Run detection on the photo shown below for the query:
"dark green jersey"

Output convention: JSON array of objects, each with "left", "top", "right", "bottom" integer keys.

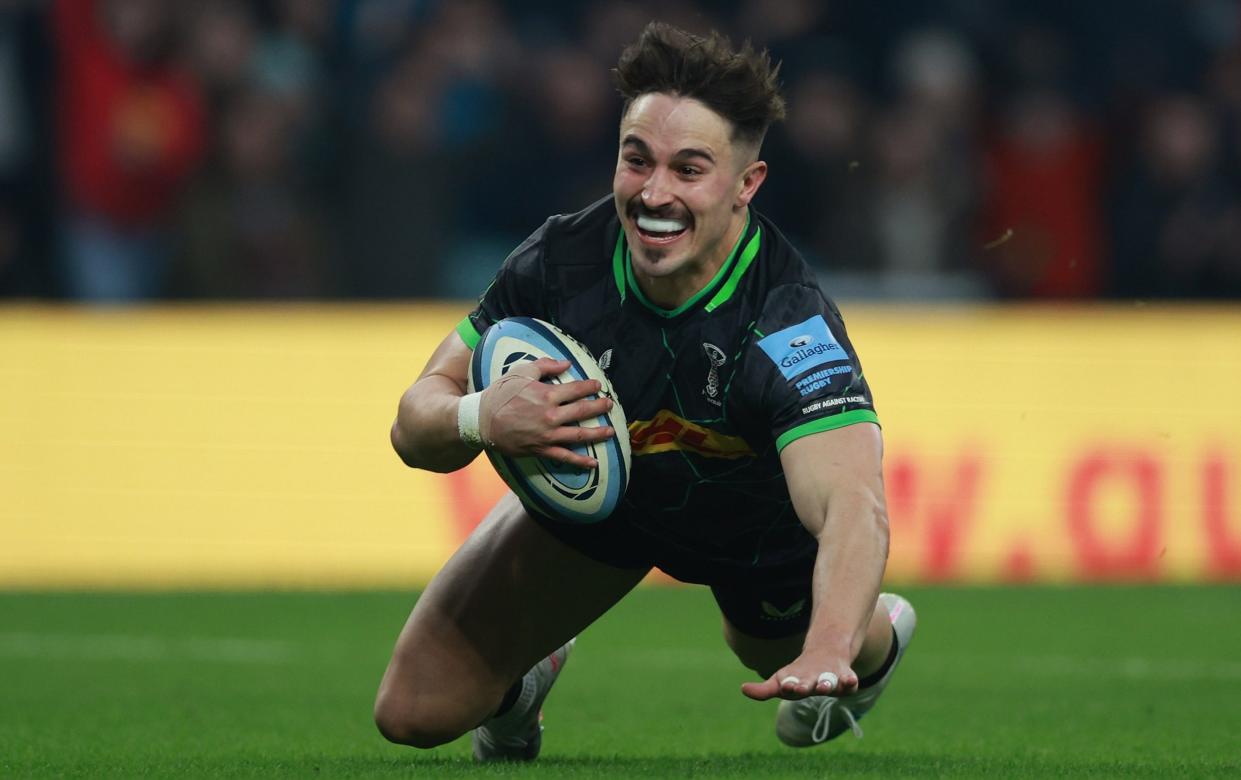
[{"left": 459, "top": 196, "right": 878, "bottom": 579}]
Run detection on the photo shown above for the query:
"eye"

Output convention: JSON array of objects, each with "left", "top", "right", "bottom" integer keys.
[
  {"left": 626, "top": 156, "right": 647, "bottom": 169},
  {"left": 679, "top": 165, "right": 702, "bottom": 177}
]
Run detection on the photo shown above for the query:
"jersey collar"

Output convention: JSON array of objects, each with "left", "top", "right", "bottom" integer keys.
[{"left": 612, "top": 211, "right": 762, "bottom": 318}]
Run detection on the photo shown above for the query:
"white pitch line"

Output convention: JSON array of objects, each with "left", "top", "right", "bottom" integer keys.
[{"left": 0, "top": 632, "right": 295, "bottom": 664}]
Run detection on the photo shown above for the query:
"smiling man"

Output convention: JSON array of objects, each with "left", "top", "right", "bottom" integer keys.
[
  {"left": 376, "top": 22, "right": 916, "bottom": 760},
  {"left": 615, "top": 92, "right": 761, "bottom": 307}
]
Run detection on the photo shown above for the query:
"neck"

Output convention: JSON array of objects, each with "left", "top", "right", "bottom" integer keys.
[{"left": 635, "top": 208, "right": 749, "bottom": 310}]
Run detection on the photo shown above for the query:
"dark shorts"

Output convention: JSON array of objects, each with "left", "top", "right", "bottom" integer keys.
[
  {"left": 529, "top": 509, "right": 815, "bottom": 640},
  {"left": 707, "top": 563, "right": 814, "bottom": 639}
]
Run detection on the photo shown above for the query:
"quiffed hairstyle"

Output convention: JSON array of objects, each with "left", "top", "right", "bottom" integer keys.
[{"left": 613, "top": 22, "right": 786, "bottom": 149}]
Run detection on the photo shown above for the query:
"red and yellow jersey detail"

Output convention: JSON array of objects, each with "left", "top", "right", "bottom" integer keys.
[{"left": 628, "top": 410, "right": 755, "bottom": 460}]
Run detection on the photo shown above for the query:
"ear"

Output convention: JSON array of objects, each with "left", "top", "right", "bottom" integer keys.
[{"left": 735, "top": 160, "right": 768, "bottom": 208}]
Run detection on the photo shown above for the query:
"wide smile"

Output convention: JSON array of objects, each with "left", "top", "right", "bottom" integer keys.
[{"left": 634, "top": 213, "right": 691, "bottom": 246}]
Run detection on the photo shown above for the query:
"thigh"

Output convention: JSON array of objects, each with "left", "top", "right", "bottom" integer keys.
[
  {"left": 378, "top": 493, "right": 649, "bottom": 723},
  {"left": 711, "top": 562, "right": 814, "bottom": 641},
  {"left": 712, "top": 562, "right": 813, "bottom": 678}
]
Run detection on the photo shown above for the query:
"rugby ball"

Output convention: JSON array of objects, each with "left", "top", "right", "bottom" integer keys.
[{"left": 467, "top": 317, "right": 630, "bottom": 524}]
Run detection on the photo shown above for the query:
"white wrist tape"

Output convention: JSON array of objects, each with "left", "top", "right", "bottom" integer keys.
[{"left": 457, "top": 391, "right": 485, "bottom": 450}]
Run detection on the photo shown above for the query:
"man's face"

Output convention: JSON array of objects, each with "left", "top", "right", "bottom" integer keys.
[{"left": 613, "top": 93, "right": 762, "bottom": 291}]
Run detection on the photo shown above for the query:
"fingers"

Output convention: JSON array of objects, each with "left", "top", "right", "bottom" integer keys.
[
  {"left": 814, "top": 672, "right": 838, "bottom": 695},
  {"left": 530, "top": 357, "right": 571, "bottom": 378},
  {"left": 490, "top": 373, "right": 601, "bottom": 411},
  {"left": 741, "top": 665, "right": 859, "bottom": 702},
  {"left": 539, "top": 424, "right": 616, "bottom": 466},
  {"left": 792, "top": 670, "right": 856, "bottom": 698},
  {"left": 547, "top": 377, "right": 606, "bottom": 405},
  {"left": 537, "top": 444, "right": 600, "bottom": 470},
  {"left": 824, "top": 671, "right": 859, "bottom": 697},
  {"left": 554, "top": 424, "right": 616, "bottom": 445},
  {"left": 552, "top": 396, "right": 614, "bottom": 425},
  {"left": 501, "top": 358, "right": 562, "bottom": 382},
  {"left": 812, "top": 672, "right": 844, "bottom": 697},
  {"left": 505, "top": 359, "right": 607, "bottom": 408},
  {"left": 519, "top": 360, "right": 600, "bottom": 400},
  {"left": 740, "top": 678, "right": 780, "bottom": 701},
  {"left": 780, "top": 675, "right": 813, "bottom": 698}
]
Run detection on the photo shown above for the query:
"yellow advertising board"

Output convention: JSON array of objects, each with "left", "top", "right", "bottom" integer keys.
[
  {"left": 1, "top": 304, "right": 1238, "bottom": 588},
  {"left": 846, "top": 306, "right": 1241, "bottom": 583}
]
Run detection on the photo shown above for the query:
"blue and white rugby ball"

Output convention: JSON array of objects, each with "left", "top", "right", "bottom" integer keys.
[{"left": 467, "top": 317, "right": 630, "bottom": 524}]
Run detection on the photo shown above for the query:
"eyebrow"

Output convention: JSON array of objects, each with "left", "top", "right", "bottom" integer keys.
[{"left": 621, "top": 135, "right": 716, "bottom": 164}]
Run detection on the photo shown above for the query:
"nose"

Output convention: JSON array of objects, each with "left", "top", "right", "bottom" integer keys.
[{"left": 641, "top": 167, "right": 674, "bottom": 209}]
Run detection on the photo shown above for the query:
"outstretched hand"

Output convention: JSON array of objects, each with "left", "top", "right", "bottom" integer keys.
[
  {"left": 740, "top": 652, "right": 859, "bottom": 701},
  {"left": 478, "top": 357, "right": 616, "bottom": 469}
]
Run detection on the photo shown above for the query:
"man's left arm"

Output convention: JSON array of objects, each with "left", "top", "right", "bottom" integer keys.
[{"left": 740, "top": 422, "right": 889, "bottom": 700}]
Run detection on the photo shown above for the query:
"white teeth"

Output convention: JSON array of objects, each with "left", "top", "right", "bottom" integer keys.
[{"left": 637, "top": 215, "right": 687, "bottom": 234}]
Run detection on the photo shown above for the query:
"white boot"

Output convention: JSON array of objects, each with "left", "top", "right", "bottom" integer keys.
[
  {"left": 472, "top": 638, "right": 576, "bottom": 761},
  {"left": 776, "top": 594, "right": 916, "bottom": 746}
]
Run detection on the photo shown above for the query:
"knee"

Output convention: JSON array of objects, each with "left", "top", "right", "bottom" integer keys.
[
  {"left": 722, "top": 620, "right": 802, "bottom": 679},
  {"left": 729, "top": 643, "right": 778, "bottom": 678},
  {"left": 373, "top": 688, "right": 476, "bottom": 749}
]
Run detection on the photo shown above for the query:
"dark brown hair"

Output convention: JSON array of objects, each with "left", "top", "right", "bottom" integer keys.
[{"left": 612, "top": 22, "right": 786, "bottom": 149}]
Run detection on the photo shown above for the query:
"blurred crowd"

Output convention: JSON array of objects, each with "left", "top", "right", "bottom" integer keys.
[{"left": 2, "top": 0, "right": 1241, "bottom": 302}]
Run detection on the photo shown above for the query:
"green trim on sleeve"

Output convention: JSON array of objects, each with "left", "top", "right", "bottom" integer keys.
[
  {"left": 775, "top": 409, "right": 880, "bottom": 453},
  {"left": 455, "top": 316, "right": 481, "bottom": 350}
]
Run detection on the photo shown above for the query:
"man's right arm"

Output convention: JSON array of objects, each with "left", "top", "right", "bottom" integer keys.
[
  {"left": 391, "top": 330, "right": 616, "bottom": 473},
  {"left": 390, "top": 331, "right": 481, "bottom": 473}
]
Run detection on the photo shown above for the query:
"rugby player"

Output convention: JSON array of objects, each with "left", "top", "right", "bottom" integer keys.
[{"left": 375, "top": 22, "right": 916, "bottom": 759}]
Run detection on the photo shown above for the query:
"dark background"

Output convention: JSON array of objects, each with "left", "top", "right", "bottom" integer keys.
[{"left": 2, "top": 0, "right": 1239, "bottom": 302}]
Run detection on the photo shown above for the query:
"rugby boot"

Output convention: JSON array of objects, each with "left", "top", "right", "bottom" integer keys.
[
  {"left": 776, "top": 593, "right": 916, "bottom": 746},
  {"left": 472, "top": 638, "right": 575, "bottom": 761}
]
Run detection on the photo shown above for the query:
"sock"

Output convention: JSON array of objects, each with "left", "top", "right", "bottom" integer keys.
[
  {"left": 493, "top": 678, "right": 524, "bottom": 719},
  {"left": 857, "top": 626, "right": 899, "bottom": 689}
]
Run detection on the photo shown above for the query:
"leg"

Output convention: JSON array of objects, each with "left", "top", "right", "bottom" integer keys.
[
  {"left": 722, "top": 620, "right": 803, "bottom": 679},
  {"left": 774, "top": 593, "right": 918, "bottom": 746},
  {"left": 722, "top": 601, "right": 891, "bottom": 678},
  {"left": 374, "top": 493, "right": 649, "bottom": 748},
  {"left": 850, "top": 601, "right": 897, "bottom": 679},
  {"left": 716, "top": 576, "right": 893, "bottom": 679}
]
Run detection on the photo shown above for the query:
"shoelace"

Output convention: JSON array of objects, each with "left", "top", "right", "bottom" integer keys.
[{"left": 810, "top": 698, "right": 864, "bottom": 743}]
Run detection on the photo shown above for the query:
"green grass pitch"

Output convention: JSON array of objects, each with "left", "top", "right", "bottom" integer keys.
[{"left": 1, "top": 585, "right": 1238, "bottom": 778}]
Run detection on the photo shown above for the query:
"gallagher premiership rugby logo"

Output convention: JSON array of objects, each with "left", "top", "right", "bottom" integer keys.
[{"left": 757, "top": 315, "right": 848, "bottom": 382}]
